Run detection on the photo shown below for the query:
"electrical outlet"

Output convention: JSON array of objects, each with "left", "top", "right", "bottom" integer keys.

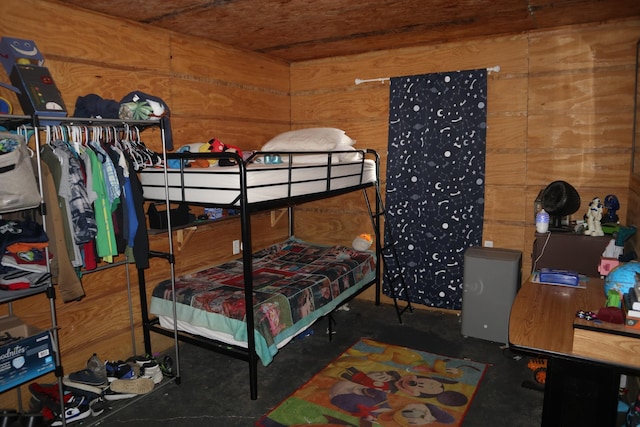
[
  {"left": 232, "top": 240, "right": 241, "bottom": 255},
  {"left": 484, "top": 240, "right": 493, "bottom": 247}
]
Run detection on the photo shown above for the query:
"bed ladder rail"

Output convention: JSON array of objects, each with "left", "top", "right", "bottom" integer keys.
[{"left": 364, "top": 185, "right": 413, "bottom": 323}]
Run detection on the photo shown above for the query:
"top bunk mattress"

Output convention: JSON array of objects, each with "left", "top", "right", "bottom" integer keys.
[{"left": 139, "top": 158, "right": 377, "bottom": 205}]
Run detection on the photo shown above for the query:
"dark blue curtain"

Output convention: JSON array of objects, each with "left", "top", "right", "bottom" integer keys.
[{"left": 385, "top": 69, "right": 487, "bottom": 309}]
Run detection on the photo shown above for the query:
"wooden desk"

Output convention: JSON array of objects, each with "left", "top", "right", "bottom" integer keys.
[{"left": 509, "top": 277, "right": 640, "bottom": 426}]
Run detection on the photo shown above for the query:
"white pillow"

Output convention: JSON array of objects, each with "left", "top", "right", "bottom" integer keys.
[
  {"left": 261, "top": 128, "right": 355, "bottom": 152},
  {"left": 336, "top": 145, "right": 363, "bottom": 163}
]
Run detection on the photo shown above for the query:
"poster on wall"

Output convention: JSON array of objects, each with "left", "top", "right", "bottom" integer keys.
[{"left": 385, "top": 69, "right": 487, "bottom": 309}]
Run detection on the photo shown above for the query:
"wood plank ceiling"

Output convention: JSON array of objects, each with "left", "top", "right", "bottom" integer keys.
[{"left": 53, "top": 0, "right": 640, "bottom": 62}]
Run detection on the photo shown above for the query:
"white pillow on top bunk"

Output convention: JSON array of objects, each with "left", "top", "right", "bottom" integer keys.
[{"left": 261, "top": 128, "right": 355, "bottom": 152}]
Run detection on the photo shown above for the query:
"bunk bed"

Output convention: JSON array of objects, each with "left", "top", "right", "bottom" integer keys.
[{"left": 137, "top": 135, "right": 386, "bottom": 399}]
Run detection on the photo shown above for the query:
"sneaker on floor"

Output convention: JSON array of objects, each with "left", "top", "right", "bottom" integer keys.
[
  {"left": 102, "top": 386, "right": 136, "bottom": 401},
  {"left": 140, "top": 361, "right": 163, "bottom": 384},
  {"left": 105, "top": 361, "right": 135, "bottom": 382},
  {"left": 127, "top": 353, "right": 156, "bottom": 367},
  {"left": 89, "top": 396, "right": 110, "bottom": 416},
  {"left": 110, "top": 377, "right": 154, "bottom": 395},
  {"left": 49, "top": 396, "right": 91, "bottom": 426},
  {"left": 62, "top": 376, "right": 105, "bottom": 398},
  {"left": 28, "top": 382, "right": 73, "bottom": 410},
  {"left": 68, "top": 368, "right": 107, "bottom": 387},
  {"left": 159, "top": 354, "right": 174, "bottom": 376}
]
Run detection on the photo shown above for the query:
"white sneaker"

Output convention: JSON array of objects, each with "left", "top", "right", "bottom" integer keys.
[{"left": 140, "top": 362, "right": 163, "bottom": 384}]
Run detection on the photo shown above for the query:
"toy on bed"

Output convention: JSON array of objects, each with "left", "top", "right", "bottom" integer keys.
[
  {"left": 167, "top": 143, "right": 209, "bottom": 169},
  {"left": 352, "top": 233, "right": 373, "bottom": 251},
  {"left": 202, "top": 138, "right": 243, "bottom": 166}
]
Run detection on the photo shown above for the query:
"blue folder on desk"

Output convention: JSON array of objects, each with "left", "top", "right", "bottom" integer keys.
[{"left": 531, "top": 269, "right": 585, "bottom": 288}]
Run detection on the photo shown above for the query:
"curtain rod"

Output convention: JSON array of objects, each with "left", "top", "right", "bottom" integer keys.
[{"left": 354, "top": 65, "right": 501, "bottom": 85}]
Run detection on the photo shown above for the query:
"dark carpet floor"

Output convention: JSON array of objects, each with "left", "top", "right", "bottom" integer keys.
[{"left": 77, "top": 298, "right": 548, "bottom": 426}]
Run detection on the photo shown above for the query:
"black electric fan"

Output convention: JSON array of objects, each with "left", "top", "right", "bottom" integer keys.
[{"left": 541, "top": 180, "right": 581, "bottom": 232}]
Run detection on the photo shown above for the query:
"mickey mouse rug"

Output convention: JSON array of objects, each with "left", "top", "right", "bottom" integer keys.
[{"left": 256, "top": 338, "right": 487, "bottom": 426}]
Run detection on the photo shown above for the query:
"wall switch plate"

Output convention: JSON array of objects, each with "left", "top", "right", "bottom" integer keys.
[
  {"left": 232, "top": 240, "right": 241, "bottom": 255},
  {"left": 484, "top": 240, "right": 494, "bottom": 247}
]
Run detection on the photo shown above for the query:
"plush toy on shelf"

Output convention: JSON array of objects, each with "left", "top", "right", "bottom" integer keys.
[
  {"left": 352, "top": 233, "right": 373, "bottom": 251},
  {"left": 584, "top": 197, "right": 604, "bottom": 236}
]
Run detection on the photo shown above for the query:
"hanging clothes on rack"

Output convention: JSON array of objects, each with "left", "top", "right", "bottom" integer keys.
[
  {"left": 38, "top": 123, "right": 153, "bottom": 273},
  {"left": 40, "top": 139, "right": 84, "bottom": 268}
]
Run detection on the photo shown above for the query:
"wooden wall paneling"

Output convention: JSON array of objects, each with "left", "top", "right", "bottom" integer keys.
[
  {"left": 526, "top": 151, "right": 631, "bottom": 188},
  {"left": 170, "top": 117, "right": 290, "bottom": 152},
  {"left": 528, "top": 20, "right": 640, "bottom": 73},
  {"left": 484, "top": 150, "right": 528, "bottom": 185},
  {"left": 290, "top": 34, "right": 529, "bottom": 92},
  {"left": 481, "top": 222, "right": 527, "bottom": 252},
  {"left": 170, "top": 34, "right": 290, "bottom": 93},
  {"left": 528, "top": 71, "right": 636, "bottom": 114},
  {"left": 291, "top": 86, "right": 390, "bottom": 122},
  {"left": 528, "top": 112, "right": 634, "bottom": 150},
  {"left": 486, "top": 77, "right": 529, "bottom": 113},
  {"left": 483, "top": 186, "right": 528, "bottom": 224},
  {"left": 1, "top": 0, "right": 172, "bottom": 72},
  {"left": 486, "top": 115, "right": 528, "bottom": 150},
  {"left": 170, "top": 78, "right": 290, "bottom": 122}
]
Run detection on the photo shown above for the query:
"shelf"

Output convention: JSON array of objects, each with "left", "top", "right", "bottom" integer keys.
[
  {"left": 0, "top": 114, "right": 30, "bottom": 129},
  {"left": 0, "top": 286, "right": 50, "bottom": 305},
  {"left": 147, "top": 214, "right": 239, "bottom": 235}
]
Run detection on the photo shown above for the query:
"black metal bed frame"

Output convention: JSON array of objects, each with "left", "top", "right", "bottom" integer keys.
[{"left": 136, "top": 148, "right": 401, "bottom": 399}]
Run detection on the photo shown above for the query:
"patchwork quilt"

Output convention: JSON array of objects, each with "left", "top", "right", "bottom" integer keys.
[{"left": 150, "top": 238, "right": 376, "bottom": 365}]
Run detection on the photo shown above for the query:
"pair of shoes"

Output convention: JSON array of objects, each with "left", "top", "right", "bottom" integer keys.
[
  {"left": 139, "top": 361, "right": 163, "bottom": 384},
  {"left": 105, "top": 360, "right": 135, "bottom": 382}
]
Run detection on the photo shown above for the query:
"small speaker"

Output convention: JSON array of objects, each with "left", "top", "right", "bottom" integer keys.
[{"left": 461, "top": 246, "right": 522, "bottom": 344}]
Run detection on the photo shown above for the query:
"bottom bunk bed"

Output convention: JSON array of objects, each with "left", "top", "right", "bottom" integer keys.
[{"left": 138, "top": 237, "right": 380, "bottom": 399}]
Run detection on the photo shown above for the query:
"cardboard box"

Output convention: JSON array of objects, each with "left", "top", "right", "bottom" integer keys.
[
  {"left": 9, "top": 64, "right": 67, "bottom": 119},
  {"left": 0, "top": 37, "right": 45, "bottom": 75},
  {"left": 0, "top": 316, "right": 56, "bottom": 393}
]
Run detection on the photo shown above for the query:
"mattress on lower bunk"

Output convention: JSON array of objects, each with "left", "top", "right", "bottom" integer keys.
[
  {"left": 149, "top": 238, "right": 376, "bottom": 366},
  {"left": 139, "top": 159, "right": 376, "bottom": 205}
]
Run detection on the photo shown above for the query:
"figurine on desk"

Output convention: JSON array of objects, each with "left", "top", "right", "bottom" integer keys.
[{"left": 584, "top": 197, "right": 605, "bottom": 237}]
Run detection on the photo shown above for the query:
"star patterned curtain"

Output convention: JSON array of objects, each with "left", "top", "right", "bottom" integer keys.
[{"left": 384, "top": 69, "right": 487, "bottom": 309}]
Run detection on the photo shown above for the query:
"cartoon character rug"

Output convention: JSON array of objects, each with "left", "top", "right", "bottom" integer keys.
[{"left": 256, "top": 338, "right": 487, "bottom": 427}]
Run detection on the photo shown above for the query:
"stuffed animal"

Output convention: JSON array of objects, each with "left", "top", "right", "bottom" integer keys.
[
  {"left": 205, "top": 138, "right": 243, "bottom": 166},
  {"left": 584, "top": 197, "right": 604, "bottom": 236},
  {"left": 352, "top": 233, "right": 373, "bottom": 251}
]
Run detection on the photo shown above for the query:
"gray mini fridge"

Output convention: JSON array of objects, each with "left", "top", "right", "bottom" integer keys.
[{"left": 461, "top": 246, "right": 522, "bottom": 344}]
